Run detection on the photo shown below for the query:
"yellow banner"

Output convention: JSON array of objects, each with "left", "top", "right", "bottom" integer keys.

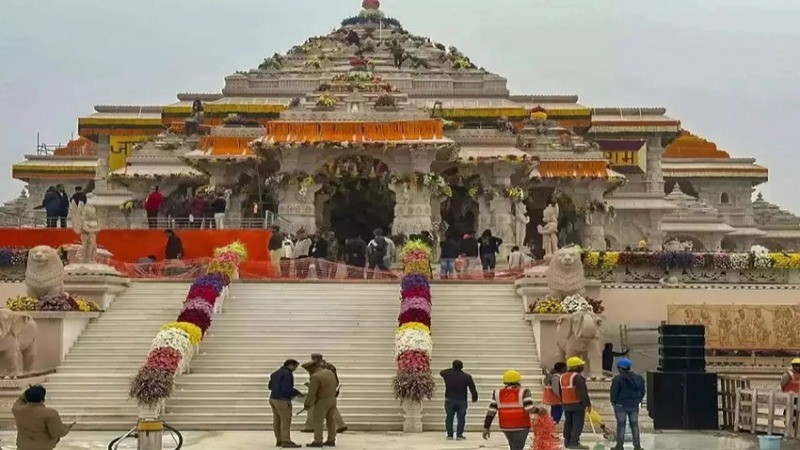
[
  {"left": 109, "top": 135, "right": 149, "bottom": 172},
  {"left": 667, "top": 304, "right": 800, "bottom": 350}
]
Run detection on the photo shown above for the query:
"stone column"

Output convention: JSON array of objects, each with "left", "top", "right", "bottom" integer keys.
[
  {"left": 277, "top": 182, "right": 321, "bottom": 234},
  {"left": 583, "top": 211, "right": 607, "bottom": 250},
  {"left": 647, "top": 137, "right": 665, "bottom": 194},
  {"left": 390, "top": 183, "right": 432, "bottom": 236},
  {"left": 646, "top": 210, "right": 665, "bottom": 251},
  {"left": 489, "top": 196, "right": 515, "bottom": 257}
]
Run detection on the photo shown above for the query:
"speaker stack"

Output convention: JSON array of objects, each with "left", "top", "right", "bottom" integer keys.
[{"left": 647, "top": 324, "right": 719, "bottom": 430}]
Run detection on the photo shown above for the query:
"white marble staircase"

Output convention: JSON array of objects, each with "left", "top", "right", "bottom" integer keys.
[
  {"left": 42, "top": 282, "right": 189, "bottom": 430},
  {"left": 164, "top": 282, "right": 541, "bottom": 432}
]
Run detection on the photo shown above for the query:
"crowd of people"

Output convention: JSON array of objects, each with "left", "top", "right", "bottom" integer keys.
[
  {"left": 34, "top": 185, "right": 87, "bottom": 228},
  {"left": 440, "top": 356, "right": 645, "bottom": 450},
  {"left": 144, "top": 186, "right": 228, "bottom": 230}
]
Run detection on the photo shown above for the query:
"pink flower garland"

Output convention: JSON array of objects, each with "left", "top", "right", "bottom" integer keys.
[{"left": 144, "top": 347, "right": 182, "bottom": 372}]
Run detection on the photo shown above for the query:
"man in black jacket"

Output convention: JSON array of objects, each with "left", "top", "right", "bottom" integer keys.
[
  {"left": 269, "top": 359, "right": 303, "bottom": 448},
  {"left": 164, "top": 229, "right": 184, "bottom": 260},
  {"left": 440, "top": 360, "right": 478, "bottom": 440},
  {"left": 70, "top": 186, "right": 87, "bottom": 206},
  {"left": 55, "top": 184, "right": 69, "bottom": 228}
]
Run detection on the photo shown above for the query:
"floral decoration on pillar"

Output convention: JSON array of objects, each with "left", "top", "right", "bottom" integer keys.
[{"left": 393, "top": 240, "right": 435, "bottom": 432}]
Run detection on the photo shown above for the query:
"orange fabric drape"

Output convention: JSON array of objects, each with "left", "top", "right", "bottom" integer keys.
[
  {"left": 0, "top": 229, "right": 272, "bottom": 263},
  {"left": 538, "top": 160, "right": 609, "bottom": 178},
  {"left": 198, "top": 136, "right": 255, "bottom": 156},
  {"left": 267, "top": 120, "right": 444, "bottom": 143}
]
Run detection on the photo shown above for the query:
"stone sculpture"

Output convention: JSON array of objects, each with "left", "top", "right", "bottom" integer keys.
[
  {"left": 25, "top": 245, "right": 65, "bottom": 299},
  {"left": 537, "top": 202, "right": 559, "bottom": 259},
  {"left": 513, "top": 201, "right": 530, "bottom": 250},
  {"left": 545, "top": 245, "right": 586, "bottom": 299},
  {"left": 555, "top": 310, "right": 602, "bottom": 377},
  {"left": 71, "top": 203, "right": 101, "bottom": 264},
  {"left": 663, "top": 238, "right": 692, "bottom": 252},
  {"left": 0, "top": 309, "right": 38, "bottom": 378}
]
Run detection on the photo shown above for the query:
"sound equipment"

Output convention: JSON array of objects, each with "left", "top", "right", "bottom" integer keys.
[
  {"left": 647, "top": 371, "right": 719, "bottom": 430},
  {"left": 658, "top": 324, "right": 706, "bottom": 372}
]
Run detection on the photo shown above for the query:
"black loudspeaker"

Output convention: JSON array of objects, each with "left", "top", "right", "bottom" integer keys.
[
  {"left": 647, "top": 371, "right": 719, "bottom": 430},
  {"left": 658, "top": 324, "right": 706, "bottom": 372}
]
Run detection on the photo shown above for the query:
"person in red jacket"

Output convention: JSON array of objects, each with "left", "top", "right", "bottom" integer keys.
[{"left": 144, "top": 185, "right": 164, "bottom": 229}]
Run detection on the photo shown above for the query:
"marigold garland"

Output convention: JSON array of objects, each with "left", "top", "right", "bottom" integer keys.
[{"left": 162, "top": 321, "right": 203, "bottom": 345}]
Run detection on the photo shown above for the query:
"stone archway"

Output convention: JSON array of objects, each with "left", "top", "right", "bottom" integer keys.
[
  {"left": 315, "top": 155, "right": 396, "bottom": 244},
  {"left": 440, "top": 168, "right": 479, "bottom": 239}
]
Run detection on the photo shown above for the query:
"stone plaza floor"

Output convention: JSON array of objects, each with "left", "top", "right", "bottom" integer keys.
[{"left": 1, "top": 430, "right": 799, "bottom": 450}]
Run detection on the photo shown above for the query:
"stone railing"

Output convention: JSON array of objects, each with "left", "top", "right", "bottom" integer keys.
[{"left": 584, "top": 265, "right": 800, "bottom": 285}]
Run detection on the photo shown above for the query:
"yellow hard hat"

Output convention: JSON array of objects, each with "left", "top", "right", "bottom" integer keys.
[
  {"left": 502, "top": 370, "right": 522, "bottom": 384},
  {"left": 791, "top": 358, "right": 800, "bottom": 365},
  {"left": 566, "top": 356, "right": 586, "bottom": 369}
]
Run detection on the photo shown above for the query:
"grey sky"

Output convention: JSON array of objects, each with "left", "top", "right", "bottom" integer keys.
[{"left": 1, "top": 0, "right": 799, "bottom": 210}]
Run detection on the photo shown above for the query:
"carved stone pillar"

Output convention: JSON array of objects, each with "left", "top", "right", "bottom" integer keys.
[
  {"left": 582, "top": 212, "right": 607, "bottom": 250},
  {"left": 389, "top": 183, "right": 432, "bottom": 236},
  {"left": 477, "top": 196, "right": 492, "bottom": 235},
  {"left": 277, "top": 183, "right": 321, "bottom": 234},
  {"left": 646, "top": 210, "right": 665, "bottom": 251},
  {"left": 490, "top": 196, "right": 515, "bottom": 256},
  {"left": 647, "top": 138, "right": 665, "bottom": 194}
]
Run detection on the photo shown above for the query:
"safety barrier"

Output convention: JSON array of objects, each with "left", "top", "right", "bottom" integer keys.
[{"left": 110, "top": 257, "right": 532, "bottom": 282}]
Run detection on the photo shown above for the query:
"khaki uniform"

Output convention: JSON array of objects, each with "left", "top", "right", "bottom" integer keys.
[
  {"left": 304, "top": 368, "right": 339, "bottom": 444},
  {"left": 304, "top": 361, "right": 346, "bottom": 431},
  {"left": 12, "top": 398, "right": 71, "bottom": 450}
]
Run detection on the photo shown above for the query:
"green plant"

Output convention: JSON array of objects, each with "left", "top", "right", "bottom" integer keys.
[{"left": 316, "top": 93, "right": 338, "bottom": 108}]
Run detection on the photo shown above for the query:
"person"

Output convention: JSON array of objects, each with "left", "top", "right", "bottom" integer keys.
[
  {"left": 269, "top": 359, "right": 303, "bottom": 448},
  {"left": 482, "top": 369, "right": 545, "bottom": 450},
  {"left": 164, "top": 229, "right": 184, "bottom": 260},
  {"left": 34, "top": 187, "right": 61, "bottom": 228},
  {"left": 440, "top": 235, "right": 460, "bottom": 279},
  {"left": 203, "top": 193, "right": 216, "bottom": 229},
  {"left": 294, "top": 231, "right": 312, "bottom": 279},
  {"left": 602, "top": 343, "right": 630, "bottom": 373},
  {"left": 561, "top": 356, "right": 592, "bottom": 449},
  {"left": 508, "top": 246, "right": 525, "bottom": 272},
  {"left": 269, "top": 226, "right": 286, "bottom": 277},
  {"left": 188, "top": 191, "right": 206, "bottom": 229},
  {"left": 478, "top": 229, "right": 502, "bottom": 274},
  {"left": 780, "top": 357, "right": 800, "bottom": 393},
  {"left": 70, "top": 186, "right": 87, "bottom": 206},
  {"left": 303, "top": 353, "right": 347, "bottom": 434},
  {"left": 344, "top": 234, "right": 367, "bottom": 279},
  {"left": 459, "top": 232, "right": 480, "bottom": 277},
  {"left": 440, "top": 360, "right": 478, "bottom": 440},
  {"left": 144, "top": 185, "right": 164, "bottom": 229},
  {"left": 543, "top": 361, "right": 566, "bottom": 424},
  {"left": 55, "top": 184, "right": 69, "bottom": 228},
  {"left": 302, "top": 360, "right": 339, "bottom": 447},
  {"left": 12, "top": 385, "right": 74, "bottom": 450},
  {"left": 282, "top": 234, "right": 296, "bottom": 277},
  {"left": 211, "top": 192, "right": 227, "bottom": 229},
  {"left": 383, "top": 234, "right": 397, "bottom": 269},
  {"left": 309, "top": 234, "right": 330, "bottom": 278},
  {"left": 367, "top": 228, "right": 390, "bottom": 278},
  {"left": 610, "top": 358, "right": 645, "bottom": 450}
]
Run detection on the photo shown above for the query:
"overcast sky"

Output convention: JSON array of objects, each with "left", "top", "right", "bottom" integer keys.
[{"left": 1, "top": 0, "right": 799, "bottom": 211}]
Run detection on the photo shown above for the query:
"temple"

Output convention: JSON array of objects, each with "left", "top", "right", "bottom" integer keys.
[{"left": 9, "top": 0, "right": 798, "bottom": 254}]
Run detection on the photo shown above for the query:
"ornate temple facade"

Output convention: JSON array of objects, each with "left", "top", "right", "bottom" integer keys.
[{"left": 9, "top": 1, "right": 800, "bottom": 254}]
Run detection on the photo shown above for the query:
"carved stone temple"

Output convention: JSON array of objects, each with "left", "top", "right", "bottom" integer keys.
[{"left": 9, "top": 1, "right": 800, "bottom": 255}]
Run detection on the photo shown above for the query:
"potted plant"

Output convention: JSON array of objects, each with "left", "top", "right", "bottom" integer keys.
[
  {"left": 315, "top": 93, "right": 338, "bottom": 110},
  {"left": 374, "top": 94, "right": 398, "bottom": 111}
]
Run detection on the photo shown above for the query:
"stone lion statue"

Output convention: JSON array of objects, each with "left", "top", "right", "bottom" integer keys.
[
  {"left": 0, "top": 309, "right": 38, "bottom": 378},
  {"left": 25, "top": 245, "right": 65, "bottom": 299},
  {"left": 546, "top": 245, "right": 586, "bottom": 299}
]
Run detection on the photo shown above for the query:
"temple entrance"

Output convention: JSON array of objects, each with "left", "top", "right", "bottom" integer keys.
[
  {"left": 525, "top": 188, "right": 554, "bottom": 259},
  {"left": 440, "top": 186, "right": 478, "bottom": 239},
  {"left": 525, "top": 188, "right": 582, "bottom": 258},
  {"left": 315, "top": 155, "right": 396, "bottom": 247}
]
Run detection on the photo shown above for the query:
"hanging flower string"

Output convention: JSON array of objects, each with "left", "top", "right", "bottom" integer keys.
[
  {"left": 393, "top": 240, "right": 435, "bottom": 403},
  {"left": 129, "top": 241, "right": 247, "bottom": 407}
]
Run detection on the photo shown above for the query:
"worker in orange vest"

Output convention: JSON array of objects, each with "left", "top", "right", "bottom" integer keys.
[
  {"left": 482, "top": 370, "right": 545, "bottom": 450},
  {"left": 542, "top": 361, "right": 566, "bottom": 424},
  {"left": 781, "top": 358, "right": 800, "bottom": 393},
  {"left": 562, "top": 356, "right": 592, "bottom": 450}
]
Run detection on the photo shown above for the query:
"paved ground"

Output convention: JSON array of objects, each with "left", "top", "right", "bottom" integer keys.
[{"left": 1, "top": 430, "right": 798, "bottom": 450}]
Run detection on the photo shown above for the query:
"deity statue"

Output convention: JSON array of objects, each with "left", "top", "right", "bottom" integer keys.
[
  {"left": 537, "top": 202, "right": 559, "bottom": 259},
  {"left": 71, "top": 203, "right": 101, "bottom": 264},
  {"left": 513, "top": 201, "right": 530, "bottom": 250}
]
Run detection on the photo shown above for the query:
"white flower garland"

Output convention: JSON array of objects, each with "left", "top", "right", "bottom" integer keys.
[
  {"left": 395, "top": 328, "right": 433, "bottom": 356},
  {"left": 150, "top": 328, "right": 193, "bottom": 361},
  {"left": 562, "top": 294, "right": 591, "bottom": 313}
]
